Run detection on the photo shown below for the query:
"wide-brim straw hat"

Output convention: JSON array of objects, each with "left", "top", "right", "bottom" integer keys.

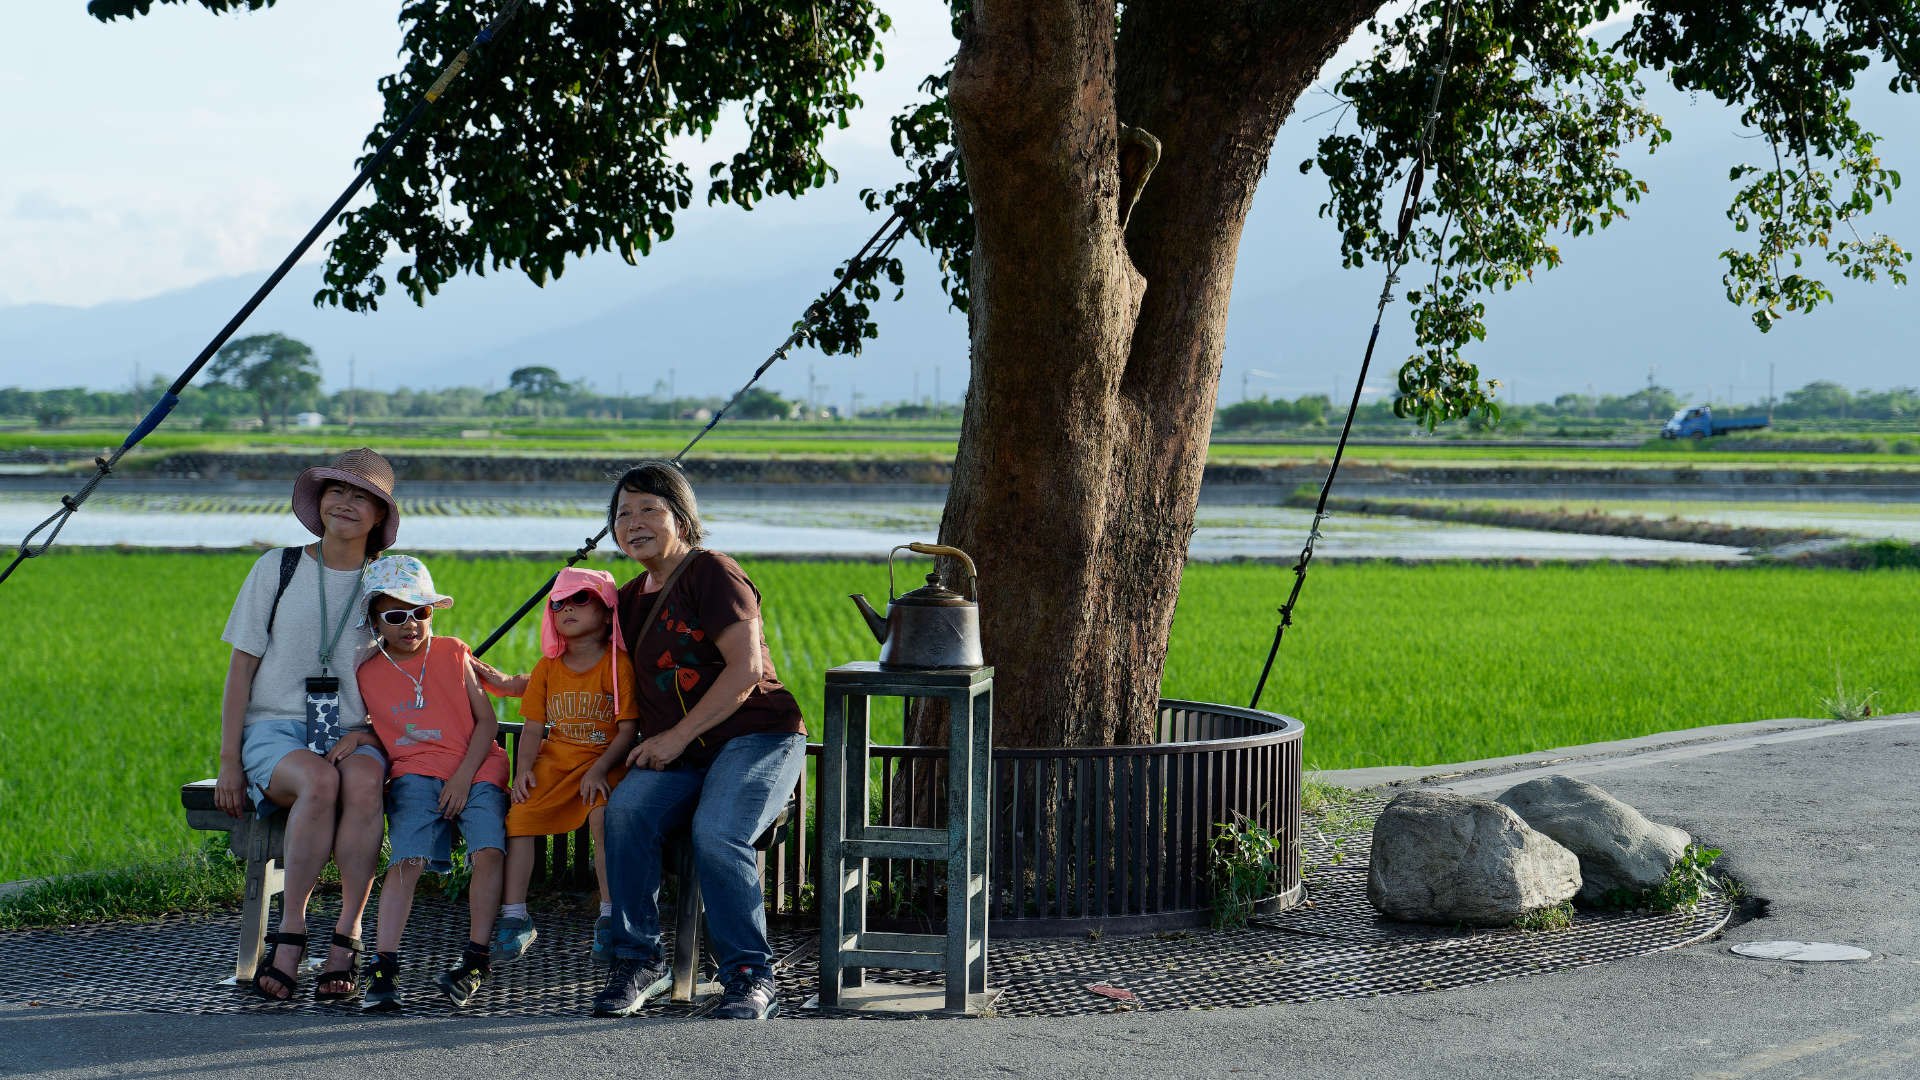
[{"left": 291, "top": 448, "right": 399, "bottom": 553}]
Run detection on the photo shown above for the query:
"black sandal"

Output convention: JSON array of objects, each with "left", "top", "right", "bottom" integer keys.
[
  {"left": 253, "top": 931, "right": 307, "bottom": 1002},
  {"left": 314, "top": 932, "right": 365, "bottom": 1003}
]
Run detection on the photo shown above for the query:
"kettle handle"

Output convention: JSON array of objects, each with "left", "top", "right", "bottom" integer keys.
[{"left": 890, "top": 542, "right": 979, "bottom": 601}]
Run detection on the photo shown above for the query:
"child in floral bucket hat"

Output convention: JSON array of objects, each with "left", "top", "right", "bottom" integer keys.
[{"left": 352, "top": 554, "right": 511, "bottom": 1011}]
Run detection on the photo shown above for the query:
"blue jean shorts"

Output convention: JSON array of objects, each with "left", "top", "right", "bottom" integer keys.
[
  {"left": 386, "top": 773, "right": 508, "bottom": 873},
  {"left": 240, "top": 717, "right": 387, "bottom": 818}
]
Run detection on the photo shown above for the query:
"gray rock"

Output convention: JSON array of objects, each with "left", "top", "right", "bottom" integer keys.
[
  {"left": 1367, "top": 789, "right": 1582, "bottom": 927},
  {"left": 1496, "top": 775, "right": 1692, "bottom": 904}
]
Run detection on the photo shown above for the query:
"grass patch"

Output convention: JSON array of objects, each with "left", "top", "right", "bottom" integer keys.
[
  {"left": 0, "top": 837, "right": 244, "bottom": 929},
  {"left": 1512, "top": 901, "right": 1574, "bottom": 932},
  {"left": 1302, "top": 777, "right": 1370, "bottom": 818},
  {"left": 1, "top": 553, "right": 1915, "bottom": 881},
  {"left": 1819, "top": 662, "right": 1882, "bottom": 721}
]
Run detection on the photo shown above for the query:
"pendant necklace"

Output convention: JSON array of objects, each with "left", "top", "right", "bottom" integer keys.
[{"left": 380, "top": 637, "right": 432, "bottom": 708}]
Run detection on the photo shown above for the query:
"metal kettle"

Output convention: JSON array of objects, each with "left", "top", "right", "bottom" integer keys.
[{"left": 849, "top": 542, "right": 984, "bottom": 669}]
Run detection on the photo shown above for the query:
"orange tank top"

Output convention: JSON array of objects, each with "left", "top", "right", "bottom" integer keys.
[{"left": 358, "top": 635, "right": 510, "bottom": 788}]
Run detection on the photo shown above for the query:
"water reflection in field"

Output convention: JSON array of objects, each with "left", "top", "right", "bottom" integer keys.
[{"left": 0, "top": 492, "right": 1747, "bottom": 561}]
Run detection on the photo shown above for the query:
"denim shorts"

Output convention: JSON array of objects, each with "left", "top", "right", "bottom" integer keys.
[
  {"left": 240, "top": 717, "right": 387, "bottom": 818},
  {"left": 385, "top": 773, "right": 508, "bottom": 873}
]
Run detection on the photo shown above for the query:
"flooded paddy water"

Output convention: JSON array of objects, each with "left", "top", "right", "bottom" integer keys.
[{"left": 0, "top": 487, "right": 1764, "bottom": 562}]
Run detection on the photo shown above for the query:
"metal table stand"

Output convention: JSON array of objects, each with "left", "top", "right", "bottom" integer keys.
[{"left": 811, "top": 661, "right": 998, "bottom": 1015}]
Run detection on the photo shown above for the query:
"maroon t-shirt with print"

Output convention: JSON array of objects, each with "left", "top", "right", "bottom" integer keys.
[{"left": 616, "top": 550, "right": 805, "bottom": 763}]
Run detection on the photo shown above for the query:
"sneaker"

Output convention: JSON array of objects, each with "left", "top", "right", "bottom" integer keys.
[
  {"left": 436, "top": 955, "right": 490, "bottom": 1007},
  {"left": 490, "top": 916, "right": 537, "bottom": 964},
  {"left": 362, "top": 956, "right": 401, "bottom": 1013},
  {"left": 591, "top": 916, "right": 614, "bottom": 965},
  {"left": 590, "top": 957, "right": 671, "bottom": 1018},
  {"left": 711, "top": 968, "right": 778, "bottom": 1020}
]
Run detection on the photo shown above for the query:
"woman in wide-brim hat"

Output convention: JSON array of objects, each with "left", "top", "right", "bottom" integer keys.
[{"left": 214, "top": 448, "right": 400, "bottom": 1002}]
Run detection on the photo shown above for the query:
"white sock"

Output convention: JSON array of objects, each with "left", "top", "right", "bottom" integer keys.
[
  {"left": 500, "top": 903, "right": 529, "bottom": 922},
  {"left": 599, "top": 902, "right": 613, "bottom": 918}
]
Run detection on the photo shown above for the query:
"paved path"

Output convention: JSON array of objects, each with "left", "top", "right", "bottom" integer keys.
[{"left": 8, "top": 716, "right": 1918, "bottom": 1079}]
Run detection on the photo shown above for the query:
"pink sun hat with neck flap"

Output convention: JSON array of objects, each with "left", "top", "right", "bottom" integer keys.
[
  {"left": 542, "top": 567, "right": 624, "bottom": 654},
  {"left": 542, "top": 567, "right": 626, "bottom": 712}
]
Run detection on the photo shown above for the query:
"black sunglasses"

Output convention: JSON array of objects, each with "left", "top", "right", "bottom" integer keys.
[
  {"left": 375, "top": 606, "right": 435, "bottom": 626},
  {"left": 548, "top": 591, "right": 602, "bottom": 612}
]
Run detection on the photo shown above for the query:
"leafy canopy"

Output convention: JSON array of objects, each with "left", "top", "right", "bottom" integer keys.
[
  {"left": 206, "top": 331, "right": 321, "bottom": 428},
  {"left": 1311, "top": 0, "right": 1914, "bottom": 427},
  {"left": 91, "top": 0, "right": 1917, "bottom": 427},
  {"left": 508, "top": 365, "right": 568, "bottom": 399}
]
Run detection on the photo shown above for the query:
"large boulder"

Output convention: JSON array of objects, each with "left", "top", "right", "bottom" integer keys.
[
  {"left": 1368, "top": 789, "right": 1582, "bottom": 927},
  {"left": 1496, "top": 775, "right": 1692, "bottom": 904}
]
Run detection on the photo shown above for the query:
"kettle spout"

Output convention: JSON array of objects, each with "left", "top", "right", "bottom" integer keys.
[{"left": 848, "top": 593, "right": 888, "bottom": 643}]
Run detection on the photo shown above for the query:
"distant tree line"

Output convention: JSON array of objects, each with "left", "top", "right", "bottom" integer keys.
[
  {"left": 1214, "top": 380, "right": 1920, "bottom": 432},
  {"left": 5, "top": 329, "right": 1907, "bottom": 432},
  {"left": 0, "top": 334, "right": 965, "bottom": 428}
]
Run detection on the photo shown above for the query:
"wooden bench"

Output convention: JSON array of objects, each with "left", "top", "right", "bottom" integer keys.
[
  {"left": 180, "top": 771, "right": 796, "bottom": 1001},
  {"left": 180, "top": 780, "right": 287, "bottom": 984}
]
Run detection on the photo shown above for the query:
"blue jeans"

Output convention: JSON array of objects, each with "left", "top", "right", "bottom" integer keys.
[
  {"left": 385, "top": 774, "right": 508, "bottom": 873},
  {"left": 604, "top": 731, "right": 805, "bottom": 980}
]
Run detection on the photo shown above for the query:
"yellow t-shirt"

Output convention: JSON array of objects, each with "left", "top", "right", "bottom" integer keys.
[{"left": 519, "top": 647, "right": 639, "bottom": 748}]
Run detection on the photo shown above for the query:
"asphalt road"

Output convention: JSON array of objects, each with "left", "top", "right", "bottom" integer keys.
[{"left": 8, "top": 717, "right": 1917, "bottom": 1080}]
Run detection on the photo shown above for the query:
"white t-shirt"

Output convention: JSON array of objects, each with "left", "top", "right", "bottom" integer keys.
[{"left": 221, "top": 547, "right": 374, "bottom": 730}]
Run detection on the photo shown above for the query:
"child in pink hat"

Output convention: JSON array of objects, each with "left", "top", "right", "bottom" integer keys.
[{"left": 490, "top": 567, "right": 639, "bottom": 965}]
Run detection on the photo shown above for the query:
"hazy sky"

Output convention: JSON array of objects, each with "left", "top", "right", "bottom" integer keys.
[
  {"left": 0, "top": 1, "right": 974, "bottom": 307},
  {"left": 4, "top": 4, "right": 1913, "bottom": 405}
]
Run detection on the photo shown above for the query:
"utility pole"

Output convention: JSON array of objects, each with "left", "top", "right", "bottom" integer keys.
[
  {"left": 347, "top": 355, "right": 356, "bottom": 428},
  {"left": 934, "top": 367, "right": 941, "bottom": 409},
  {"left": 1768, "top": 362, "right": 1775, "bottom": 422},
  {"left": 1242, "top": 371, "right": 1249, "bottom": 403},
  {"left": 669, "top": 368, "right": 677, "bottom": 417}
]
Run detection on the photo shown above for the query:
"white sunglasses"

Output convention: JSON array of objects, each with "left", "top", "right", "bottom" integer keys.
[{"left": 375, "top": 605, "right": 435, "bottom": 626}]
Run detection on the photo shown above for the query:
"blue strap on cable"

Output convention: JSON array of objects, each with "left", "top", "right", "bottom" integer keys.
[{"left": 124, "top": 392, "right": 180, "bottom": 448}]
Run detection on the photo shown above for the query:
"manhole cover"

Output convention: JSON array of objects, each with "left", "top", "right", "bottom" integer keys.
[{"left": 1730, "top": 940, "right": 1871, "bottom": 962}]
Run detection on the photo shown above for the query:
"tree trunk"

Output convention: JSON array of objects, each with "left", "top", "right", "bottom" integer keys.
[{"left": 925, "top": 0, "right": 1376, "bottom": 749}]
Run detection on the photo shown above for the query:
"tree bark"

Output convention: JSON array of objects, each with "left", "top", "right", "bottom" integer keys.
[{"left": 926, "top": 0, "right": 1377, "bottom": 749}]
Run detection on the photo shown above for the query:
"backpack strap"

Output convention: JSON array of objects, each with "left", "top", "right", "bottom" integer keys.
[{"left": 266, "top": 545, "right": 303, "bottom": 636}]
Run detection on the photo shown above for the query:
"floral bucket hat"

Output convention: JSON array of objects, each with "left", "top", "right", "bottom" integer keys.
[{"left": 358, "top": 554, "right": 454, "bottom": 628}]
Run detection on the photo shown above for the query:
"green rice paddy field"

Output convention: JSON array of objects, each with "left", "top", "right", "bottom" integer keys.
[
  {"left": 9, "top": 426, "right": 1920, "bottom": 468},
  {"left": 1, "top": 551, "right": 1914, "bottom": 881}
]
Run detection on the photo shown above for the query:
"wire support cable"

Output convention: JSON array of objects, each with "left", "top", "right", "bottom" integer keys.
[
  {"left": 1249, "top": 1, "right": 1457, "bottom": 710},
  {"left": 471, "top": 151, "right": 958, "bottom": 658},
  {"left": 0, "top": 0, "right": 528, "bottom": 589}
]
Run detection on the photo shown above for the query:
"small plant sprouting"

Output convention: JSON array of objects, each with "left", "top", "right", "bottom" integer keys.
[
  {"left": 1512, "top": 901, "right": 1573, "bottom": 932},
  {"left": 1715, "top": 873, "right": 1749, "bottom": 905},
  {"left": 1643, "top": 844, "right": 1723, "bottom": 913},
  {"left": 1596, "top": 844, "right": 1725, "bottom": 913},
  {"left": 438, "top": 840, "right": 472, "bottom": 902},
  {"left": 1818, "top": 661, "right": 1880, "bottom": 722},
  {"left": 1208, "top": 813, "right": 1284, "bottom": 929}
]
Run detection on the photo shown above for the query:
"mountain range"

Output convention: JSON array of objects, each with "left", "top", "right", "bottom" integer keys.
[{"left": 4, "top": 76, "right": 1915, "bottom": 407}]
